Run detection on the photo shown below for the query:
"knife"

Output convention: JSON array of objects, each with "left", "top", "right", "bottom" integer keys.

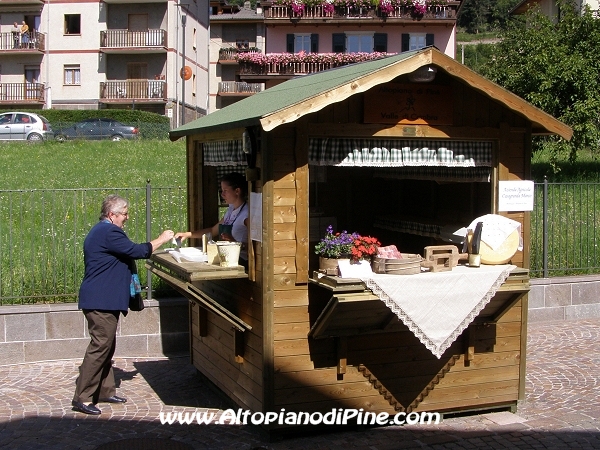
[{"left": 472, "top": 222, "right": 483, "bottom": 255}]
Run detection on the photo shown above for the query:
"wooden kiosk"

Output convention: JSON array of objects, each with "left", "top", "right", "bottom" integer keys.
[{"left": 153, "top": 47, "right": 572, "bottom": 426}]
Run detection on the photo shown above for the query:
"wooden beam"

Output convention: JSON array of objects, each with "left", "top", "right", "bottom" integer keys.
[
  {"left": 295, "top": 119, "right": 309, "bottom": 283},
  {"left": 260, "top": 52, "right": 431, "bottom": 131}
]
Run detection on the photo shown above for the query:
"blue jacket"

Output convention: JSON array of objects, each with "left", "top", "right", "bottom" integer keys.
[{"left": 78, "top": 220, "right": 152, "bottom": 313}]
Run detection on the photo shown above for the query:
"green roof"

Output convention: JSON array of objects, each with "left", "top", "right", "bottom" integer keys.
[
  {"left": 170, "top": 47, "right": 572, "bottom": 141},
  {"left": 169, "top": 51, "right": 419, "bottom": 140}
]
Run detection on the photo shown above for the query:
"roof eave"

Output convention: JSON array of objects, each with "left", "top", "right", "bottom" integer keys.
[{"left": 169, "top": 118, "right": 262, "bottom": 141}]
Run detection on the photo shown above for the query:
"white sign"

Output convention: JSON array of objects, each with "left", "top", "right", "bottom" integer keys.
[
  {"left": 249, "top": 192, "right": 262, "bottom": 242},
  {"left": 498, "top": 180, "right": 534, "bottom": 212},
  {"left": 166, "top": 108, "right": 173, "bottom": 118},
  {"left": 338, "top": 259, "right": 373, "bottom": 279}
]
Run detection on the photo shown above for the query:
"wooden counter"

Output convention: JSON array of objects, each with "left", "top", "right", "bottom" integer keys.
[{"left": 148, "top": 250, "right": 247, "bottom": 282}]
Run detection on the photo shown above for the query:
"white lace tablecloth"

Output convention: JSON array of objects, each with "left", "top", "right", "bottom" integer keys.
[{"left": 361, "top": 264, "right": 516, "bottom": 358}]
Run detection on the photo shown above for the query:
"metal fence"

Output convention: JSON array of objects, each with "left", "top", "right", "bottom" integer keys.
[
  {"left": 0, "top": 184, "right": 187, "bottom": 305},
  {"left": 530, "top": 179, "right": 600, "bottom": 277},
  {"left": 1, "top": 181, "right": 600, "bottom": 305}
]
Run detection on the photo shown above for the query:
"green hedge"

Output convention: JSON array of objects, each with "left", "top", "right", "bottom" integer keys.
[{"left": 0, "top": 109, "right": 171, "bottom": 140}]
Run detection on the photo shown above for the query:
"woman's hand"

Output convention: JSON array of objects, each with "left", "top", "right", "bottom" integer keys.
[
  {"left": 150, "top": 230, "right": 174, "bottom": 251},
  {"left": 174, "top": 231, "right": 192, "bottom": 242}
]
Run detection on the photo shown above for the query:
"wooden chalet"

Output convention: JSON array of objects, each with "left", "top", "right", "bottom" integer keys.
[{"left": 152, "top": 47, "right": 572, "bottom": 429}]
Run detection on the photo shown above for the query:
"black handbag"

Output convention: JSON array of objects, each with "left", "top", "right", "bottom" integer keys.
[
  {"left": 129, "top": 292, "right": 144, "bottom": 311},
  {"left": 128, "top": 261, "right": 144, "bottom": 311}
]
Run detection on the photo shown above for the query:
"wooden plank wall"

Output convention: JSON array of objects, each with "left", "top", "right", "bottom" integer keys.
[
  {"left": 190, "top": 279, "right": 264, "bottom": 412},
  {"left": 268, "top": 77, "right": 531, "bottom": 415},
  {"left": 186, "top": 132, "right": 266, "bottom": 413}
]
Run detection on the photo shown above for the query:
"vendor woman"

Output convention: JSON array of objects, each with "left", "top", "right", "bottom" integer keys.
[{"left": 175, "top": 172, "right": 249, "bottom": 269}]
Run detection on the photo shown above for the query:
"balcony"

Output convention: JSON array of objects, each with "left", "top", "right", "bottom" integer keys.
[
  {"left": 263, "top": 1, "right": 459, "bottom": 23},
  {"left": 0, "top": 83, "right": 45, "bottom": 104},
  {"left": 217, "top": 81, "right": 263, "bottom": 96},
  {"left": 237, "top": 52, "right": 393, "bottom": 80},
  {"left": 0, "top": 31, "right": 46, "bottom": 53},
  {"left": 100, "top": 29, "right": 167, "bottom": 53},
  {"left": 218, "top": 48, "right": 261, "bottom": 64},
  {"left": 100, "top": 80, "right": 167, "bottom": 102}
]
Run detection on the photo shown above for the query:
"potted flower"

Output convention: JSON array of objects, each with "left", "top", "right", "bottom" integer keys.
[
  {"left": 315, "top": 225, "right": 357, "bottom": 258},
  {"left": 350, "top": 234, "right": 381, "bottom": 262},
  {"left": 315, "top": 226, "right": 381, "bottom": 272}
]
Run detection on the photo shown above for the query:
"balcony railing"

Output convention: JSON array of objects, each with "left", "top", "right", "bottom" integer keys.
[
  {"left": 237, "top": 52, "right": 392, "bottom": 77},
  {"left": 263, "top": 3, "right": 458, "bottom": 20},
  {"left": 100, "top": 80, "right": 166, "bottom": 101},
  {"left": 217, "top": 81, "right": 263, "bottom": 95},
  {"left": 0, "top": 83, "right": 45, "bottom": 103},
  {"left": 0, "top": 31, "right": 46, "bottom": 51},
  {"left": 218, "top": 47, "right": 261, "bottom": 63},
  {"left": 100, "top": 29, "right": 167, "bottom": 48}
]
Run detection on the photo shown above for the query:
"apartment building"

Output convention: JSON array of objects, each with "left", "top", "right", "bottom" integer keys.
[
  {"left": 210, "top": 0, "right": 463, "bottom": 111},
  {"left": 209, "top": 1, "right": 265, "bottom": 112},
  {"left": 0, "top": 0, "right": 209, "bottom": 127}
]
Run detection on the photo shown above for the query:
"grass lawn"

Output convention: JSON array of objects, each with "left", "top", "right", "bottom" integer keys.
[{"left": 0, "top": 139, "right": 187, "bottom": 189}]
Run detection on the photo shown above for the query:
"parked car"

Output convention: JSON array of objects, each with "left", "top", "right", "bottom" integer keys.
[
  {"left": 54, "top": 118, "right": 139, "bottom": 142},
  {"left": 0, "top": 111, "right": 54, "bottom": 141}
]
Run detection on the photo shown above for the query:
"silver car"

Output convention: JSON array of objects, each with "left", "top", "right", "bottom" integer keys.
[{"left": 0, "top": 112, "right": 54, "bottom": 141}]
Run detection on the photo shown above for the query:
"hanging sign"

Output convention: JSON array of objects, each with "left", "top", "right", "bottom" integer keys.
[
  {"left": 364, "top": 83, "right": 453, "bottom": 125},
  {"left": 180, "top": 66, "right": 192, "bottom": 80}
]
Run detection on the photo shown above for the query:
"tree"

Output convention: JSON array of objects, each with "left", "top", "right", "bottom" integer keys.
[
  {"left": 480, "top": 0, "right": 600, "bottom": 160},
  {"left": 457, "top": 0, "right": 521, "bottom": 33}
]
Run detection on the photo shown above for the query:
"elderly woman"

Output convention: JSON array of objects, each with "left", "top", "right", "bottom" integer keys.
[
  {"left": 72, "top": 195, "right": 174, "bottom": 415},
  {"left": 175, "top": 172, "right": 249, "bottom": 269}
]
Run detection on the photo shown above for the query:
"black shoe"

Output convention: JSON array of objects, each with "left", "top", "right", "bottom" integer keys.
[
  {"left": 98, "top": 395, "right": 127, "bottom": 404},
  {"left": 72, "top": 400, "right": 101, "bottom": 415}
]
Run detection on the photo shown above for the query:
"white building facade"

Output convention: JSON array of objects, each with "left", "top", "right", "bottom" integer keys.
[{"left": 0, "top": 0, "right": 209, "bottom": 127}]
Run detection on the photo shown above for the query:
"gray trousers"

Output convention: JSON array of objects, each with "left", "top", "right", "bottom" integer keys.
[{"left": 73, "top": 309, "right": 119, "bottom": 404}]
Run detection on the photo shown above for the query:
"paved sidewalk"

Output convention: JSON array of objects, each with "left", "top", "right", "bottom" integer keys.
[{"left": 1, "top": 318, "right": 599, "bottom": 450}]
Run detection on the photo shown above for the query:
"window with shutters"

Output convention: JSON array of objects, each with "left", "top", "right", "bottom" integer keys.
[
  {"left": 64, "top": 65, "right": 80, "bottom": 85},
  {"left": 287, "top": 33, "right": 319, "bottom": 53},
  {"left": 295, "top": 34, "right": 311, "bottom": 52},
  {"left": 402, "top": 33, "right": 434, "bottom": 52},
  {"left": 346, "top": 33, "right": 374, "bottom": 53}
]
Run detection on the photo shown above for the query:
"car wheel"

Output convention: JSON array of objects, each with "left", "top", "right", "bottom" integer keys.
[
  {"left": 27, "top": 133, "right": 43, "bottom": 141},
  {"left": 55, "top": 135, "right": 67, "bottom": 143},
  {"left": 111, "top": 135, "right": 123, "bottom": 141}
]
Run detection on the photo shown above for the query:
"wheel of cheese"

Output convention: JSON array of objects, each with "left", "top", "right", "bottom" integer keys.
[{"left": 479, "top": 229, "right": 520, "bottom": 265}]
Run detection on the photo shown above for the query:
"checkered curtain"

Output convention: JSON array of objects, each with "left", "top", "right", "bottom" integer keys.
[
  {"left": 308, "top": 138, "right": 493, "bottom": 167},
  {"left": 203, "top": 140, "right": 246, "bottom": 166}
]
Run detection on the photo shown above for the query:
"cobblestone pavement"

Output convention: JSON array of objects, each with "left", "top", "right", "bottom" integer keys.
[{"left": 1, "top": 318, "right": 599, "bottom": 450}]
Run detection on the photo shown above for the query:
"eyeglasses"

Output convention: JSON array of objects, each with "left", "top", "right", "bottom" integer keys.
[{"left": 115, "top": 211, "right": 129, "bottom": 217}]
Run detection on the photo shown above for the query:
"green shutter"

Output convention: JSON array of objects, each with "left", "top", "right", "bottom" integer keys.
[
  {"left": 426, "top": 33, "right": 434, "bottom": 47},
  {"left": 311, "top": 34, "right": 319, "bottom": 53},
  {"left": 374, "top": 33, "right": 387, "bottom": 52},
  {"left": 401, "top": 33, "right": 409, "bottom": 52},
  {"left": 332, "top": 33, "right": 345, "bottom": 53}
]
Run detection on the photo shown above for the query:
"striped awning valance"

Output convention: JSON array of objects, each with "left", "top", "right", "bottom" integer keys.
[
  {"left": 203, "top": 140, "right": 246, "bottom": 166},
  {"left": 308, "top": 139, "right": 493, "bottom": 167}
]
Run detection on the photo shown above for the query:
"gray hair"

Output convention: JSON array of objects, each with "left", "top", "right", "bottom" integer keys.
[{"left": 99, "top": 194, "right": 128, "bottom": 220}]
